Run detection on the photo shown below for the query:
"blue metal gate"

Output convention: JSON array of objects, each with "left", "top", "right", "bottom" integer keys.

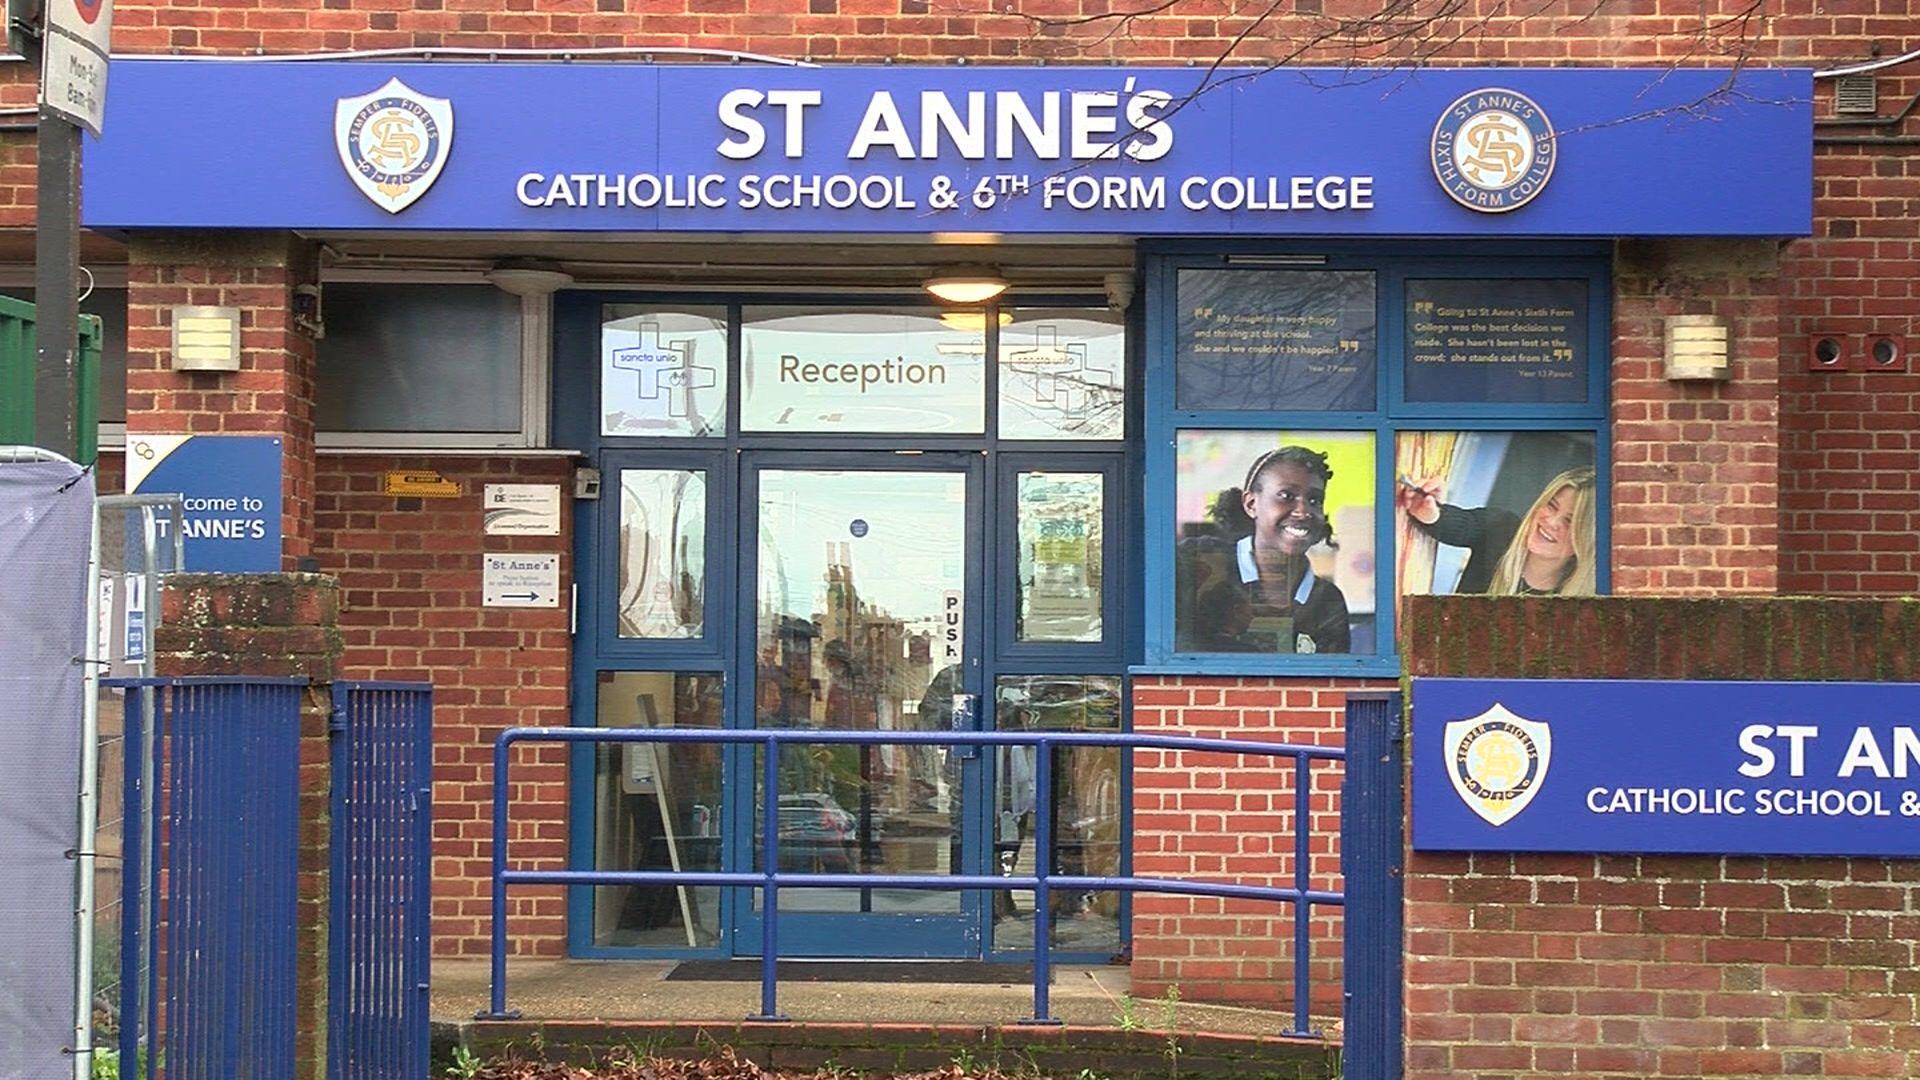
[
  {"left": 113, "top": 677, "right": 305, "bottom": 1080},
  {"left": 327, "top": 682, "right": 434, "bottom": 1080}
]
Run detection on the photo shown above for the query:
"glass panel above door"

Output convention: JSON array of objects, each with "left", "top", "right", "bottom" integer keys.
[
  {"left": 998, "top": 308, "right": 1126, "bottom": 440},
  {"left": 617, "top": 468, "right": 707, "bottom": 639},
  {"left": 602, "top": 305, "right": 729, "bottom": 438},
  {"left": 740, "top": 307, "right": 985, "bottom": 434}
]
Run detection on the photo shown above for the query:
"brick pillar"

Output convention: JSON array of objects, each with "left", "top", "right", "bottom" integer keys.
[
  {"left": 1612, "top": 239, "right": 1781, "bottom": 595},
  {"left": 126, "top": 232, "right": 321, "bottom": 567},
  {"left": 157, "top": 572, "right": 342, "bottom": 1080}
]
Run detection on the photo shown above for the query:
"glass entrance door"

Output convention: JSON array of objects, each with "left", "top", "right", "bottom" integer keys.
[
  {"left": 738, "top": 456, "right": 984, "bottom": 957},
  {"left": 566, "top": 296, "right": 1134, "bottom": 963}
]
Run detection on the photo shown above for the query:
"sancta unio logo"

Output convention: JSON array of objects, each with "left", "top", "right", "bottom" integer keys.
[
  {"left": 335, "top": 78, "right": 453, "bottom": 214},
  {"left": 1444, "top": 703, "right": 1552, "bottom": 826},
  {"left": 1430, "top": 88, "right": 1555, "bottom": 214}
]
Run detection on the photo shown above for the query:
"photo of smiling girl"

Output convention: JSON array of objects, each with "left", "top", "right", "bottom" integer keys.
[
  {"left": 1402, "top": 467, "right": 1596, "bottom": 595},
  {"left": 1394, "top": 426, "right": 1599, "bottom": 600},
  {"left": 1177, "top": 445, "right": 1353, "bottom": 655}
]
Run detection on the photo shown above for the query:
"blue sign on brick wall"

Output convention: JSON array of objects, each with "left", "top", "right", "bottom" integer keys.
[
  {"left": 85, "top": 63, "right": 1811, "bottom": 236},
  {"left": 1414, "top": 678, "right": 1920, "bottom": 857},
  {"left": 126, "top": 434, "right": 283, "bottom": 573}
]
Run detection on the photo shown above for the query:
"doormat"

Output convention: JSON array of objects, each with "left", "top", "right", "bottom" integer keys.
[{"left": 664, "top": 960, "right": 1039, "bottom": 984}]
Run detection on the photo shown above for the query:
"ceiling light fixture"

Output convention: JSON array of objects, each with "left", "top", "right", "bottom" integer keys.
[
  {"left": 486, "top": 259, "right": 575, "bottom": 297},
  {"left": 924, "top": 266, "right": 1009, "bottom": 304}
]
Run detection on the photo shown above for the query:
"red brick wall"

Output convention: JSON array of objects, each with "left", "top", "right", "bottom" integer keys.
[
  {"left": 1779, "top": 72, "right": 1920, "bottom": 596},
  {"left": 126, "top": 235, "right": 321, "bottom": 566},
  {"left": 312, "top": 453, "right": 575, "bottom": 957},
  {"left": 1614, "top": 240, "right": 1782, "bottom": 595},
  {"left": 67, "top": 1, "right": 1871, "bottom": 66},
  {"left": 96, "top": 449, "right": 124, "bottom": 498},
  {"left": 1402, "top": 596, "right": 1920, "bottom": 1079},
  {"left": 1130, "top": 675, "right": 1390, "bottom": 1010}
]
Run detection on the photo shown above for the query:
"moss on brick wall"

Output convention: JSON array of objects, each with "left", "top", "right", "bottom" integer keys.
[
  {"left": 1401, "top": 595, "right": 1920, "bottom": 683},
  {"left": 156, "top": 571, "right": 343, "bottom": 679}
]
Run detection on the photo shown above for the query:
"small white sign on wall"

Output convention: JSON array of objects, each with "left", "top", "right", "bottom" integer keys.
[
  {"left": 484, "top": 484, "right": 562, "bottom": 536},
  {"left": 483, "top": 553, "right": 560, "bottom": 608},
  {"left": 124, "top": 574, "right": 148, "bottom": 663}
]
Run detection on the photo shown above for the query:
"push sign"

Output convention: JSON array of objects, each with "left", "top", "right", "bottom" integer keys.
[
  {"left": 940, "top": 589, "right": 963, "bottom": 665},
  {"left": 1413, "top": 678, "right": 1920, "bottom": 858}
]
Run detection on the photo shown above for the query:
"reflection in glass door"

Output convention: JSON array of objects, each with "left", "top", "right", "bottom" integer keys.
[{"left": 744, "top": 462, "right": 981, "bottom": 956}]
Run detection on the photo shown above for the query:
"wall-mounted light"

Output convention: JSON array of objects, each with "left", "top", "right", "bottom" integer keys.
[
  {"left": 170, "top": 306, "right": 241, "bottom": 372},
  {"left": 1663, "top": 314, "right": 1731, "bottom": 381},
  {"left": 924, "top": 266, "right": 1008, "bottom": 304}
]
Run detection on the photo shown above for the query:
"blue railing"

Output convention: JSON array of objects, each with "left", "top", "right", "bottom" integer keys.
[
  {"left": 482, "top": 727, "right": 1348, "bottom": 1034},
  {"left": 328, "top": 681, "right": 434, "bottom": 1080}
]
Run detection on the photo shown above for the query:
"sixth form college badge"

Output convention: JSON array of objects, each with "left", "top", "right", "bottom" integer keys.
[
  {"left": 1431, "top": 88, "right": 1556, "bottom": 213},
  {"left": 335, "top": 78, "right": 453, "bottom": 214},
  {"left": 1444, "top": 703, "right": 1552, "bottom": 826}
]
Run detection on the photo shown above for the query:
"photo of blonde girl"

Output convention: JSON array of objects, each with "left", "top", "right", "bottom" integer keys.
[{"left": 1395, "top": 432, "right": 1597, "bottom": 600}]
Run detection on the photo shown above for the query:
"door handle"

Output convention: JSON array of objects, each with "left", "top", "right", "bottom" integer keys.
[{"left": 951, "top": 693, "right": 979, "bottom": 760}]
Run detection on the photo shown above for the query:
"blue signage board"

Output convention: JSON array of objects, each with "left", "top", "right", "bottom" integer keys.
[
  {"left": 126, "top": 435, "right": 284, "bottom": 573},
  {"left": 84, "top": 62, "right": 1810, "bottom": 236},
  {"left": 1414, "top": 677, "right": 1920, "bottom": 857},
  {"left": 1176, "top": 268, "right": 1377, "bottom": 410},
  {"left": 1403, "top": 278, "right": 1587, "bottom": 404}
]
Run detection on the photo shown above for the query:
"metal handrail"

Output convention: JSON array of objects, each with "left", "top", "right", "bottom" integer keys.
[{"left": 483, "top": 726, "right": 1346, "bottom": 1033}]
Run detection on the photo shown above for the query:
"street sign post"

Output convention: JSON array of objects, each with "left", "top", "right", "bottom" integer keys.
[{"left": 35, "top": 0, "right": 110, "bottom": 466}]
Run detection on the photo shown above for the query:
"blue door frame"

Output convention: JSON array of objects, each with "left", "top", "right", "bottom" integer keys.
[
  {"left": 557, "top": 290, "right": 1142, "bottom": 962},
  {"left": 730, "top": 451, "right": 989, "bottom": 957}
]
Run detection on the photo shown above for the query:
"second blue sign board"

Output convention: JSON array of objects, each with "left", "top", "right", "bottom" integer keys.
[{"left": 1414, "top": 678, "right": 1920, "bottom": 858}]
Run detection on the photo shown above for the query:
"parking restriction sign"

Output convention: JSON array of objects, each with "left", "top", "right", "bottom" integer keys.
[{"left": 41, "top": 0, "right": 112, "bottom": 135}]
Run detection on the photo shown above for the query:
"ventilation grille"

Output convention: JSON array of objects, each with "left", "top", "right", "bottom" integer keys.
[{"left": 1835, "top": 73, "right": 1879, "bottom": 115}]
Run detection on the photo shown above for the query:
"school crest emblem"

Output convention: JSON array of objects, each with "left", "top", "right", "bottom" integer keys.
[
  {"left": 1444, "top": 703, "right": 1551, "bottom": 826},
  {"left": 1431, "top": 88, "right": 1556, "bottom": 213},
  {"left": 335, "top": 78, "right": 453, "bottom": 214}
]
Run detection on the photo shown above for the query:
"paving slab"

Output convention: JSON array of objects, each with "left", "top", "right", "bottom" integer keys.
[{"left": 431, "top": 958, "right": 1333, "bottom": 1039}]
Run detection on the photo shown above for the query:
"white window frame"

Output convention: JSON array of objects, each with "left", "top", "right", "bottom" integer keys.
[{"left": 316, "top": 270, "right": 552, "bottom": 451}]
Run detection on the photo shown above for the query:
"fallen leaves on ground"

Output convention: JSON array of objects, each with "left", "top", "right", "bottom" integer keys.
[{"left": 466, "top": 1047, "right": 1035, "bottom": 1080}]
